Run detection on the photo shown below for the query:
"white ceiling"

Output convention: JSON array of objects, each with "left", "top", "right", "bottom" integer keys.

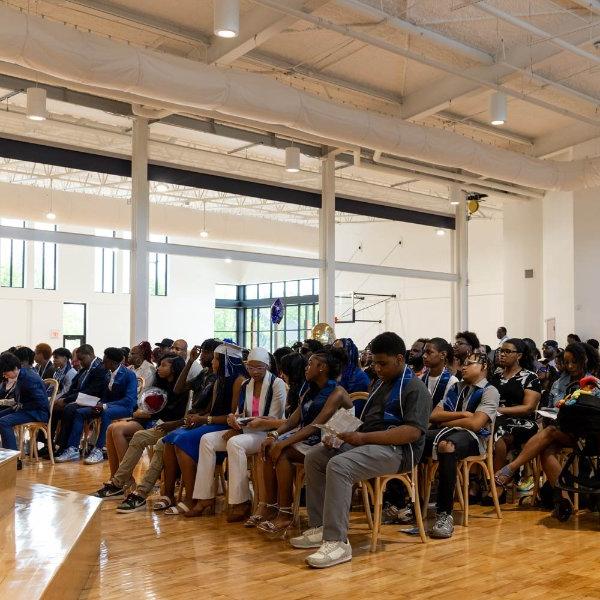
[{"left": 0, "top": 0, "right": 598, "bottom": 221}]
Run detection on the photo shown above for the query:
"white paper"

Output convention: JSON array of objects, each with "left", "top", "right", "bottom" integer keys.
[
  {"left": 536, "top": 408, "right": 558, "bottom": 420},
  {"left": 75, "top": 392, "right": 100, "bottom": 407},
  {"left": 316, "top": 408, "right": 363, "bottom": 437}
]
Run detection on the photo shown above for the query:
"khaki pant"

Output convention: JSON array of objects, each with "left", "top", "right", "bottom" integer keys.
[{"left": 112, "top": 427, "right": 164, "bottom": 494}]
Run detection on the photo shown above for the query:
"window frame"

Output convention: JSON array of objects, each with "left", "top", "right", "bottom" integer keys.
[{"left": 0, "top": 220, "right": 26, "bottom": 289}]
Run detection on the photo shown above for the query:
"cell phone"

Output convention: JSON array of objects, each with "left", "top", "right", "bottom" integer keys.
[{"left": 237, "top": 417, "right": 254, "bottom": 426}]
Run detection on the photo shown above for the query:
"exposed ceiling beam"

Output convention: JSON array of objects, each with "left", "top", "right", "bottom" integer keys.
[
  {"left": 208, "top": 0, "right": 329, "bottom": 66},
  {"left": 243, "top": 51, "right": 402, "bottom": 105},
  {"left": 475, "top": 2, "right": 600, "bottom": 67},
  {"left": 570, "top": 0, "right": 600, "bottom": 16},
  {"left": 334, "top": 0, "right": 493, "bottom": 64},
  {"left": 400, "top": 24, "right": 600, "bottom": 120},
  {"left": 436, "top": 111, "right": 534, "bottom": 146},
  {"left": 251, "top": 0, "right": 600, "bottom": 126},
  {"left": 53, "top": 0, "right": 210, "bottom": 47},
  {"left": 532, "top": 122, "right": 600, "bottom": 157}
]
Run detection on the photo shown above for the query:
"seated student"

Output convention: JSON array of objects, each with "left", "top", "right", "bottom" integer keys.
[
  {"left": 57, "top": 348, "right": 137, "bottom": 464},
  {"left": 452, "top": 331, "right": 481, "bottom": 378},
  {"left": 301, "top": 339, "right": 324, "bottom": 358},
  {"left": 127, "top": 342, "right": 156, "bottom": 392},
  {"left": 34, "top": 343, "right": 55, "bottom": 380},
  {"left": 486, "top": 338, "right": 541, "bottom": 504},
  {"left": 426, "top": 351, "right": 499, "bottom": 538},
  {"left": 186, "top": 347, "right": 286, "bottom": 521},
  {"left": 289, "top": 332, "right": 431, "bottom": 569},
  {"left": 0, "top": 352, "right": 50, "bottom": 464},
  {"left": 254, "top": 348, "right": 352, "bottom": 536},
  {"left": 55, "top": 344, "right": 108, "bottom": 456},
  {"left": 52, "top": 348, "right": 77, "bottom": 398},
  {"left": 495, "top": 342, "right": 598, "bottom": 521},
  {"left": 101, "top": 341, "right": 231, "bottom": 512},
  {"left": 421, "top": 338, "right": 459, "bottom": 408},
  {"left": 93, "top": 354, "right": 190, "bottom": 503},
  {"left": 13, "top": 346, "right": 35, "bottom": 369},
  {"left": 333, "top": 338, "right": 370, "bottom": 395}
]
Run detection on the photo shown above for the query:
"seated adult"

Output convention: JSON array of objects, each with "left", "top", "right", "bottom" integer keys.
[
  {"left": 0, "top": 352, "right": 50, "bottom": 464},
  {"left": 57, "top": 348, "right": 137, "bottom": 464},
  {"left": 170, "top": 339, "right": 202, "bottom": 382},
  {"left": 333, "top": 338, "right": 370, "bottom": 396},
  {"left": 104, "top": 339, "right": 238, "bottom": 515},
  {"left": 34, "top": 343, "right": 55, "bottom": 380},
  {"left": 52, "top": 348, "right": 77, "bottom": 398},
  {"left": 289, "top": 332, "right": 431, "bottom": 569},
  {"left": 55, "top": 344, "right": 108, "bottom": 456},
  {"left": 254, "top": 348, "right": 352, "bottom": 536},
  {"left": 93, "top": 354, "right": 189, "bottom": 504},
  {"left": 127, "top": 342, "right": 156, "bottom": 392},
  {"left": 408, "top": 338, "right": 429, "bottom": 377},
  {"left": 495, "top": 342, "right": 598, "bottom": 521},
  {"left": 186, "top": 347, "right": 286, "bottom": 521},
  {"left": 426, "top": 351, "right": 499, "bottom": 538},
  {"left": 452, "top": 331, "right": 481, "bottom": 378},
  {"left": 486, "top": 338, "right": 541, "bottom": 504}
]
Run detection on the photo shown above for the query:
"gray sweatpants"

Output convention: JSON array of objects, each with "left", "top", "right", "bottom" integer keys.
[{"left": 305, "top": 443, "right": 407, "bottom": 542}]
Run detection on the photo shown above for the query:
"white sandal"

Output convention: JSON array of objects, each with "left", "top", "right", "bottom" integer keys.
[
  {"left": 164, "top": 502, "right": 190, "bottom": 515},
  {"left": 152, "top": 495, "right": 173, "bottom": 511}
]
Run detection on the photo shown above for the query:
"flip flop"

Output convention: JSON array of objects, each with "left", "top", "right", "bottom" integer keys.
[
  {"left": 152, "top": 496, "right": 173, "bottom": 511},
  {"left": 164, "top": 502, "right": 190, "bottom": 515}
]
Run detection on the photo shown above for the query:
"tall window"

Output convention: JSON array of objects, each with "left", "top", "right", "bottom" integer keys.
[
  {"left": 63, "top": 302, "right": 86, "bottom": 349},
  {"left": 215, "top": 279, "right": 318, "bottom": 351},
  {"left": 0, "top": 219, "right": 25, "bottom": 288},
  {"left": 94, "top": 229, "right": 116, "bottom": 293},
  {"left": 34, "top": 223, "right": 57, "bottom": 290},
  {"left": 149, "top": 234, "right": 168, "bottom": 296}
]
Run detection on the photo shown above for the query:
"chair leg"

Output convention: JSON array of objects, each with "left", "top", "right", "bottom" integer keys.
[
  {"left": 292, "top": 467, "right": 304, "bottom": 527},
  {"left": 411, "top": 476, "right": 427, "bottom": 543},
  {"left": 462, "top": 461, "right": 470, "bottom": 527},
  {"left": 361, "top": 482, "right": 373, "bottom": 530},
  {"left": 573, "top": 455, "right": 579, "bottom": 512},
  {"left": 47, "top": 426, "right": 55, "bottom": 465},
  {"left": 370, "top": 478, "right": 383, "bottom": 552},
  {"left": 486, "top": 459, "right": 502, "bottom": 520},
  {"left": 422, "top": 462, "right": 437, "bottom": 516}
]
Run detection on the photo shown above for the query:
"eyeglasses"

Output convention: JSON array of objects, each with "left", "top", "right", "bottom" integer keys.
[
  {"left": 499, "top": 349, "right": 519, "bottom": 355},
  {"left": 246, "top": 364, "right": 267, "bottom": 372},
  {"left": 462, "top": 359, "right": 482, "bottom": 367}
]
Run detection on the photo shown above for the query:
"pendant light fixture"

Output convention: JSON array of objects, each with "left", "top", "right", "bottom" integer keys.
[
  {"left": 200, "top": 200, "right": 209, "bottom": 238},
  {"left": 214, "top": 0, "right": 239, "bottom": 38},
  {"left": 285, "top": 146, "right": 300, "bottom": 173},
  {"left": 26, "top": 87, "right": 47, "bottom": 121},
  {"left": 490, "top": 91, "right": 507, "bottom": 126}
]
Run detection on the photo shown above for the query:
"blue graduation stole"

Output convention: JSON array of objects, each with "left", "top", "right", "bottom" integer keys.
[
  {"left": 422, "top": 367, "right": 452, "bottom": 408},
  {"left": 443, "top": 380, "right": 491, "bottom": 436}
]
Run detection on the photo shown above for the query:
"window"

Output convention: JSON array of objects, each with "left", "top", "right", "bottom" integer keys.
[
  {"left": 94, "top": 229, "right": 116, "bottom": 293},
  {"left": 34, "top": 223, "right": 57, "bottom": 290},
  {"left": 0, "top": 219, "right": 25, "bottom": 288},
  {"left": 149, "top": 234, "right": 168, "bottom": 296},
  {"left": 215, "top": 279, "right": 318, "bottom": 352},
  {"left": 63, "top": 302, "right": 86, "bottom": 349}
]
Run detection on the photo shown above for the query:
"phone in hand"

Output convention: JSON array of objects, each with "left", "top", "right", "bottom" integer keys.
[{"left": 237, "top": 417, "right": 255, "bottom": 426}]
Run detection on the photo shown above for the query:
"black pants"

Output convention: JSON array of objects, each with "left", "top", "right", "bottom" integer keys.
[
  {"left": 424, "top": 429, "right": 479, "bottom": 514},
  {"left": 56, "top": 402, "right": 78, "bottom": 452}
]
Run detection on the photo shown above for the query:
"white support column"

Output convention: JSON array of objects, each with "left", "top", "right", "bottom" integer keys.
[
  {"left": 130, "top": 116, "right": 150, "bottom": 345},
  {"left": 452, "top": 191, "right": 469, "bottom": 333},
  {"left": 319, "top": 149, "right": 336, "bottom": 325}
]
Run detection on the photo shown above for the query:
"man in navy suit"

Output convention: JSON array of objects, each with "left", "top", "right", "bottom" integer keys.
[
  {"left": 0, "top": 352, "right": 50, "bottom": 464},
  {"left": 55, "top": 344, "right": 108, "bottom": 461},
  {"left": 57, "top": 347, "right": 137, "bottom": 464}
]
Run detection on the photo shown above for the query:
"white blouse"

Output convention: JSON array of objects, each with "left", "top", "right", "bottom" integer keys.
[{"left": 130, "top": 360, "right": 156, "bottom": 392}]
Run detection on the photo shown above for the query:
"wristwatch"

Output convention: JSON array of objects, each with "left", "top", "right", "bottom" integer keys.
[
  {"left": 207, "top": 415, "right": 213, "bottom": 425},
  {"left": 267, "top": 430, "right": 279, "bottom": 440}
]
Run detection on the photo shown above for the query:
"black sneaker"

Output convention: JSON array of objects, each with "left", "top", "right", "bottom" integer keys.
[
  {"left": 116, "top": 493, "right": 147, "bottom": 513},
  {"left": 93, "top": 482, "right": 125, "bottom": 499}
]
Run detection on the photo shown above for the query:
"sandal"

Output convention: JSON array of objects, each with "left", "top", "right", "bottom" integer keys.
[
  {"left": 494, "top": 465, "right": 515, "bottom": 487},
  {"left": 164, "top": 502, "right": 191, "bottom": 516},
  {"left": 244, "top": 502, "right": 277, "bottom": 528},
  {"left": 184, "top": 499, "right": 216, "bottom": 518},
  {"left": 152, "top": 496, "right": 174, "bottom": 511},
  {"left": 257, "top": 507, "right": 294, "bottom": 539}
]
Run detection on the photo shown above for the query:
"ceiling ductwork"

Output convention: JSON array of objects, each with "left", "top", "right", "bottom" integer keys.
[{"left": 0, "top": 6, "right": 598, "bottom": 192}]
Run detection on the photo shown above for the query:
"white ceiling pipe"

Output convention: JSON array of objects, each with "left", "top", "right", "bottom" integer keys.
[
  {"left": 372, "top": 152, "right": 545, "bottom": 199},
  {"left": 475, "top": 2, "right": 600, "bottom": 67},
  {"left": 1, "top": 6, "right": 600, "bottom": 191},
  {"left": 334, "top": 0, "right": 493, "bottom": 65}
]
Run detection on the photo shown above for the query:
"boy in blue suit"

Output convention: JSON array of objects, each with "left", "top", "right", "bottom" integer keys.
[{"left": 57, "top": 347, "right": 137, "bottom": 464}]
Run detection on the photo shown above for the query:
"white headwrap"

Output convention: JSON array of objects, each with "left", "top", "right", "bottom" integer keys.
[{"left": 247, "top": 347, "right": 270, "bottom": 366}]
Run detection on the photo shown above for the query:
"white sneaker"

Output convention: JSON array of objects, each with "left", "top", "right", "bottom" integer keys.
[
  {"left": 55, "top": 447, "right": 80, "bottom": 463},
  {"left": 289, "top": 526, "right": 323, "bottom": 549},
  {"left": 84, "top": 448, "right": 105, "bottom": 465},
  {"left": 305, "top": 540, "right": 352, "bottom": 568}
]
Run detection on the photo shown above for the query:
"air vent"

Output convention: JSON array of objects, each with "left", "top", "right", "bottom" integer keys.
[{"left": 524, "top": 269, "right": 534, "bottom": 279}]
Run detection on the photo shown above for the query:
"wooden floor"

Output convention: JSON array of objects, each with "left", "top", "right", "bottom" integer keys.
[{"left": 18, "top": 457, "right": 600, "bottom": 600}]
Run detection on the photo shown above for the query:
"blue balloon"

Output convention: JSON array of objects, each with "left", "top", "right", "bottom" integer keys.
[{"left": 271, "top": 298, "right": 284, "bottom": 325}]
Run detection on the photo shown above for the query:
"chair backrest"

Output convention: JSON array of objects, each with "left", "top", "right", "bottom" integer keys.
[
  {"left": 136, "top": 376, "right": 145, "bottom": 397},
  {"left": 43, "top": 378, "right": 59, "bottom": 424}
]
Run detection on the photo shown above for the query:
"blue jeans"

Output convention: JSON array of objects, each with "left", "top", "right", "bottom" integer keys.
[
  {"left": 0, "top": 408, "right": 49, "bottom": 450},
  {"left": 67, "top": 404, "right": 132, "bottom": 449}
]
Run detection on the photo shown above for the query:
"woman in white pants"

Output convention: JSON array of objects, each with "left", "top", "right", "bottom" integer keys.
[{"left": 186, "top": 347, "right": 286, "bottom": 521}]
